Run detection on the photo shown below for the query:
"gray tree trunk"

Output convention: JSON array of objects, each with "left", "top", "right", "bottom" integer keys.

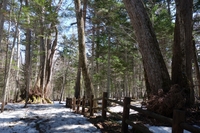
[
  {"left": 192, "top": 40, "right": 200, "bottom": 97},
  {"left": 24, "top": 0, "right": 31, "bottom": 107},
  {"left": 172, "top": 0, "right": 194, "bottom": 106},
  {"left": 124, "top": 44, "right": 128, "bottom": 97},
  {"left": 59, "top": 64, "right": 67, "bottom": 103},
  {"left": 107, "top": 36, "right": 111, "bottom": 97},
  {"left": 74, "top": 0, "right": 94, "bottom": 98},
  {"left": 1, "top": 4, "right": 21, "bottom": 111},
  {"left": 123, "top": 0, "right": 171, "bottom": 96},
  {"left": 14, "top": 29, "right": 21, "bottom": 102},
  {"left": 74, "top": 67, "right": 81, "bottom": 99},
  {"left": 39, "top": 7, "right": 46, "bottom": 99},
  {"left": 44, "top": 25, "right": 58, "bottom": 99},
  {"left": 0, "top": 0, "right": 7, "bottom": 46}
]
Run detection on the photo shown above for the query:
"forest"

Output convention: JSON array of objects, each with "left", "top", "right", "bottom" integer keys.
[{"left": 0, "top": 0, "right": 200, "bottom": 131}]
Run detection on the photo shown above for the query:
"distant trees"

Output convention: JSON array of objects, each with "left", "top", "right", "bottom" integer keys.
[
  {"left": 1, "top": 0, "right": 22, "bottom": 112},
  {"left": 0, "top": 0, "right": 200, "bottom": 114},
  {"left": 0, "top": 0, "right": 64, "bottom": 109},
  {"left": 54, "top": 35, "right": 78, "bottom": 100},
  {"left": 0, "top": 0, "right": 148, "bottom": 106},
  {"left": 86, "top": 0, "right": 142, "bottom": 98},
  {"left": 19, "top": 0, "right": 62, "bottom": 104}
]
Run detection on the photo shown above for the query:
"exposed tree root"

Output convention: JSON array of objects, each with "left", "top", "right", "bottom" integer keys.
[
  {"left": 28, "top": 95, "right": 53, "bottom": 104},
  {"left": 146, "top": 84, "right": 186, "bottom": 117},
  {"left": 20, "top": 88, "right": 53, "bottom": 104}
]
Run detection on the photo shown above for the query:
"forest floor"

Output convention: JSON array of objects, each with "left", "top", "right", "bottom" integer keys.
[
  {"left": 0, "top": 101, "right": 199, "bottom": 133},
  {"left": 87, "top": 105, "right": 200, "bottom": 133},
  {"left": 0, "top": 102, "right": 101, "bottom": 133}
]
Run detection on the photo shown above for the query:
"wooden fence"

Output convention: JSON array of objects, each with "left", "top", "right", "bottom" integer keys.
[{"left": 66, "top": 92, "right": 200, "bottom": 133}]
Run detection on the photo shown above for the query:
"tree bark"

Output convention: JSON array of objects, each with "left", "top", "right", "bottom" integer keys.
[
  {"left": 124, "top": 43, "right": 129, "bottom": 97},
  {"left": 39, "top": 7, "right": 46, "bottom": 99},
  {"left": 166, "top": 0, "right": 171, "bottom": 16},
  {"left": 24, "top": 0, "right": 32, "bottom": 108},
  {"left": 107, "top": 36, "right": 111, "bottom": 97},
  {"left": 1, "top": 3, "right": 21, "bottom": 111},
  {"left": 44, "top": 25, "right": 58, "bottom": 98},
  {"left": 74, "top": 67, "right": 81, "bottom": 99},
  {"left": 172, "top": 0, "right": 194, "bottom": 106},
  {"left": 59, "top": 63, "right": 67, "bottom": 103},
  {"left": 83, "top": 0, "right": 88, "bottom": 27},
  {"left": 123, "top": 0, "right": 171, "bottom": 96},
  {"left": 74, "top": 0, "right": 94, "bottom": 98},
  {"left": 1, "top": 25, "right": 10, "bottom": 112},
  {"left": 14, "top": 29, "right": 21, "bottom": 102},
  {"left": 192, "top": 39, "right": 200, "bottom": 97},
  {"left": 0, "top": 0, "right": 7, "bottom": 46}
]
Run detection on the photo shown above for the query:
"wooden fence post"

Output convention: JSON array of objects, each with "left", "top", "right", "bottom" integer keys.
[
  {"left": 121, "top": 97, "right": 131, "bottom": 133},
  {"left": 172, "top": 110, "right": 185, "bottom": 133},
  {"left": 82, "top": 96, "right": 85, "bottom": 114},
  {"left": 102, "top": 92, "right": 108, "bottom": 119},
  {"left": 90, "top": 95, "right": 94, "bottom": 116},
  {"left": 69, "top": 98, "right": 72, "bottom": 108},
  {"left": 77, "top": 97, "right": 80, "bottom": 113},
  {"left": 66, "top": 98, "right": 72, "bottom": 108},
  {"left": 72, "top": 97, "right": 76, "bottom": 110},
  {"left": 66, "top": 98, "right": 68, "bottom": 108}
]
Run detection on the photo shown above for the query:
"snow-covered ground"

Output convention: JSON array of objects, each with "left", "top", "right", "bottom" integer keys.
[
  {"left": 0, "top": 101, "right": 198, "bottom": 133},
  {"left": 0, "top": 101, "right": 100, "bottom": 133}
]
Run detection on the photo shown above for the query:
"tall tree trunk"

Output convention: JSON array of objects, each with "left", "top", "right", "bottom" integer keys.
[
  {"left": 1, "top": 25, "right": 10, "bottom": 112},
  {"left": 59, "top": 64, "right": 67, "bottom": 103},
  {"left": 192, "top": 39, "right": 200, "bottom": 97},
  {"left": 24, "top": 0, "right": 32, "bottom": 108},
  {"left": 74, "top": 67, "right": 81, "bottom": 99},
  {"left": 172, "top": 0, "right": 194, "bottom": 106},
  {"left": 132, "top": 58, "right": 136, "bottom": 99},
  {"left": 83, "top": 0, "right": 88, "bottom": 27},
  {"left": 14, "top": 29, "right": 21, "bottom": 102},
  {"left": 166, "top": 0, "right": 171, "bottom": 16},
  {"left": 1, "top": 4, "right": 21, "bottom": 111},
  {"left": 31, "top": 1, "right": 62, "bottom": 103},
  {"left": 39, "top": 7, "right": 46, "bottom": 99},
  {"left": 91, "top": 26, "right": 97, "bottom": 97},
  {"left": 74, "top": 0, "right": 94, "bottom": 98},
  {"left": 123, "top": 0, "right": 171, "bottom": 96},
  {"left": 44, "top": 25, "right": 58, "bottom": 99},
  {"left": 107, "top": 36, "right": 111, "bottom": 97},
  {"left": 124, "top": 44, "right": 128, "bottom": 97},
  {"left": 95, "top": 24, "right": 100, "bottom": 97},
  {"left": 24, "top": 30, "right": 31, "bottom": 107},
  {"left": 0, "top": 0, "right": 7, "bottom": 46}
]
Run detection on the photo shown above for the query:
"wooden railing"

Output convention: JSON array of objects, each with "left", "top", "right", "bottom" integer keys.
[{"left": 66, "top": 92, "right": 200, "bottom": 133}]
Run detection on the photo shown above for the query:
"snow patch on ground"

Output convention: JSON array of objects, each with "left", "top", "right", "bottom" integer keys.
[
  {"left": 147, "top": 125, "right": 191, "bottom": 133},
  {"left": 0, "top": 100, "right": 199, "bottom": 133},
  {"left": 95, "top": 100, "right": 196, "bottom": 133},
  {"left": 0, "top": 102, "right": 100, "bottom": 133}
]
